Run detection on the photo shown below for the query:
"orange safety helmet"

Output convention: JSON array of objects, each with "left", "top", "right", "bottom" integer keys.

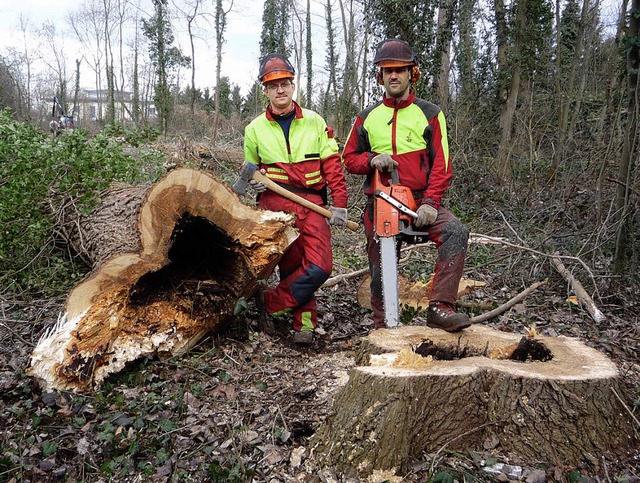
[
  {"left": 373, "top": 38, "right": 420, "bottom": 84},
  {"left": 258, "top": 53, "right": 295, "bottom": 84}
]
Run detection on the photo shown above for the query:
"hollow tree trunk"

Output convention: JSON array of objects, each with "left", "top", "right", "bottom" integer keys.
[
  {"left": 311, "top": 325, "right": 637, "bottom": 476},
  {"left": 30, "top": 167, "right": 298, "bottom": 392}
]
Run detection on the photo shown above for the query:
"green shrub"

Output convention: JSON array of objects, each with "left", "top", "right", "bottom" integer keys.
[{"left": 0, "top": 109, "right": 162, "bottom": 297}]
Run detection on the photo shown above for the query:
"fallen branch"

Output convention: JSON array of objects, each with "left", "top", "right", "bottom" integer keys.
[
  {"left": 611, "top": 386, "right": 640, "bottom": 430},
  {"left": 323, "top": 234, "right": 508, "bottom": 288},
  {"left": 322, "top": 267, "right": 369, "bottom": 288},
  {"left": 469, "top": 279, "right": 548, "bottom": 324},
  {"left": 551, "top": 254, "right": 606, "bottom": 324}
]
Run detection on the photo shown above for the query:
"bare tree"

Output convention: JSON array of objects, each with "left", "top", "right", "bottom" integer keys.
[
  {"left": 434, "top": 0, "right": 456, "bottom": 110},
  {"left": 69, "top": 0, "right": 107, "bottom": 121},
  {"left": 18, "top": 15, "right": 34, "bottom": 120},
  {"left": 613, "top": 0, "right": 639, "bottom": 272},
  {"left": 548, "top": 0, "right": 592, "bottom": 180},
  {"left": 103, "top": 0, "right": 116, "bottom": 124},
  {"left": 291, "top": 1, "right": 305, "bottom": 105},
  {"left": 39, "top": 21, "right": 71, "bottom": 114},
  {"left": 173, "top": 0, "right": 213, "bottom": 121}
]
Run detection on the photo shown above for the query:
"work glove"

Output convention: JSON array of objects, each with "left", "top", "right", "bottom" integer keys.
[
  {"left": 415, "top": 204, "right": 438, "bottom": 228},
  {"left": 249, "top": 179, "right": 267, "bottom": 193},
  {"left": 328, "top": 207, "right": 348, "bottom": 226},
  {"left": 370, "top": 154, "right": 398, "bottom": 173}
]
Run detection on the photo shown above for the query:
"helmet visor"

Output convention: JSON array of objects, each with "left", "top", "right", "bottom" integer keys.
[
  {"left": 377, "top": 60, "right": 414, "bottom": 68},
  {"left": 261, "top": 70, "right": 295, "bottom": 84}
]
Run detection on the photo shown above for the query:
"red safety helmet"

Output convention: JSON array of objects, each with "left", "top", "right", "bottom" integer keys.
[
  {"left": 373, "top": 39, "right": 417, "bottom": 68},
  {"left": 373, "top": 38, "right": 420, "bottom": 84},
  {"left": 258, "top": 53, "right": 295, "bottom": 84}
]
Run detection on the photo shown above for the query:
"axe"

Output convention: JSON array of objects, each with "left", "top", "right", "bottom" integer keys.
[{"left": 233, "top": 162, "right": 359, "bottom": 232}]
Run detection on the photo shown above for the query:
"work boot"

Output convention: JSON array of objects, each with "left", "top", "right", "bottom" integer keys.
[
  {"left": 426, "top": 303, "right": 470, "bottom": 332},
  {"left": 293, "top": 330, "right": 314, "bottom": 345}
]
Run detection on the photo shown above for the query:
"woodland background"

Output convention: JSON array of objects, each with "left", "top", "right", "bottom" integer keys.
[{"left": 0, "top": 0, "right": 639, "bottom": 480}]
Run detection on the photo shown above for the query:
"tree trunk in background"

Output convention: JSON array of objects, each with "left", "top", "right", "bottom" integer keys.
[
  {"left": 311, "top": 325, "right": 637, "bottom": 477},
  {"left": 337, "top": 0, "right": 360, "bottom": 138},
  {"left": 292, "top": 5, "right": 304, "bottom": 104},
  {"left": 613, "top": 0, "right": 639, "bottom": 273},
  {"left": 306, "top": 0, "right": 313, "bottom": 106},
  {"left": 31, "top": 168, "right": 298, "bottom": 393},
  {"left": 494, "top": 0, "right": 509, "bottom": 104},
  {"left": 496, "top": 0, "right": 526, "bottom": 183},
  {"left": 186, "top": 3, "right": 198, "bottom": 122},
  {"left": 213, "top": 0, "right": 226, "bottom": 146},
  {"left": 457, "top": 0, "right": 476, "bottom": 101},
  {"left": 434, "top": 0, "right": 455, "bottom": 110},
  {"left": 104, "top": 0, "right": 115, "bottom": 124},
  {"left": 72, "top": 59, "right": 81, "bottom": 117},
  {"left": 549, "top": 0, "right": 591, "bottom": 181},
  {"left": 323, "top": 0, "right": 339, "bottom": 119}
]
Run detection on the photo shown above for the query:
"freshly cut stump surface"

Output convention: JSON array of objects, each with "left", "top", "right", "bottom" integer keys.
[{"left": 311, "top": 325, "right": 636, "bottom": 476}]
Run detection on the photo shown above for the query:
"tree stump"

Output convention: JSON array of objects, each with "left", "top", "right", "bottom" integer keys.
[
  {"left": 311, "top": 325, "right": 637, "bottom": 475},
  {"left": 29, "top": 167, "right": 298, "bottom": 392}
]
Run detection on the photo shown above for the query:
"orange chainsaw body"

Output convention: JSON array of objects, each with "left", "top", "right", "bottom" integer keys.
[{"left": 373, "top": 170, "right": 417, "bottom": 237}]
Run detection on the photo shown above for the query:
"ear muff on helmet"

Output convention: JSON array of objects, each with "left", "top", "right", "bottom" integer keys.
[
  {"left": 411, "top": 65, "right": 420, "bottom": 83},
  {"left": 377, "top": 64, "right": 421, "bottom": 84}
]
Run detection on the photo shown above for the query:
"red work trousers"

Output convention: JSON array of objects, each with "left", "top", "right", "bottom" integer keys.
[
  {"left": 364, "top": 202, "right": 469, "bottom": 328},
  {"left": 259, "top": 191, "right": 332, "bottom": 331}
]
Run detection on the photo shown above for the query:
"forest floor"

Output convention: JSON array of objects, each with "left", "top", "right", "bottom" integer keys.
[{"left": 1, "top": 145, "right": 639, "bottom": 482}]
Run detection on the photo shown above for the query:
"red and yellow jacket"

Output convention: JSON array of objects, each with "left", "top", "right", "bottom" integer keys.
[
  {"left": 342, "top": 90, "right": 451, "bottom": 209},
  {"left": 244, "top": 102, "right": 348, "bottom": 208}
]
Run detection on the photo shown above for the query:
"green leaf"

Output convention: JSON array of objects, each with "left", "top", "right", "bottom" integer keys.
[{"left": 41, "top": 441, "right": 58, "bottom": 457}]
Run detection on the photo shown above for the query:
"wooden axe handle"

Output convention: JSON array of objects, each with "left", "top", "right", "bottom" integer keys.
[{"left": 253, "top": 171, "right": 359, "bottom": 232}]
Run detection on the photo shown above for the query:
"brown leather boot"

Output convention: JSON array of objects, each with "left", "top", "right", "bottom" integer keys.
[{"left": 427, "top": 303, "right": 470, "bottom": 332}]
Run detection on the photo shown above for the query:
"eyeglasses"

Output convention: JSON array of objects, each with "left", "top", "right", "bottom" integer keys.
[{"left": 265, "top": 81, "right": 293, "bottom": 92}]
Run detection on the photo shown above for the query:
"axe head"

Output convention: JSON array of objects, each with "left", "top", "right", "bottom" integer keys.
[{"left": 232, "top": 162, "right": 258, "bottom": 195}]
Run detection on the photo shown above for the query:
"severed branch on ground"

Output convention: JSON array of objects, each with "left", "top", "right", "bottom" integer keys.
[
  {"left": 323, "top": 234, "right": 507, "bottom": 288},
  {"left": 551, "top": 254, "right": 606, "bottom": 324},
  {"left": 326, "top": 231, "right": 606, "bottom": 324},
  {"left": 469, "top": 279, "right": 548, "bottom": 324}
]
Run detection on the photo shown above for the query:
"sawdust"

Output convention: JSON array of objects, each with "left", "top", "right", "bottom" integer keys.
[{"left": 392, "top": 347, "right": 434, "bottom": 368}]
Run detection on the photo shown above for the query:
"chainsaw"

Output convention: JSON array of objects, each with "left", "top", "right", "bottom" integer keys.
[{"left": 373, "top": 169, "right": 430, "bottom": 327}]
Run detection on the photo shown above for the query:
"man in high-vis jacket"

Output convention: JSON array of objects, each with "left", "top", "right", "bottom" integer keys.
[
  {"left": 241, "top": 53, "right": 349, "bottom": 345},
  {"left": 343, "top": 38, "right": 470, "bottom": 332}
]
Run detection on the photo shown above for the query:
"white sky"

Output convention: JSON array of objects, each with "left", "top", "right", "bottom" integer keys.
[
  {"left": 0, "top": 0, "right": 624, "bottom": 99},
  {"left": 0, "top": 0, "right": 265, "bottom": 96}
]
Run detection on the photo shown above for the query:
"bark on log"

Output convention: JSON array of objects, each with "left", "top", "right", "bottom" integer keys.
[
  {"left": 310, "top": 325, "right": 637, "bottom": 476},
  {"left": 30, "top": 167, "right": 297, "bottom": 392}
]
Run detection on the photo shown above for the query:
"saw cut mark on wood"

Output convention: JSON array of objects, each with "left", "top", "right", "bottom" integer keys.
[
  {"left": 30, "top": 167, "right": 298, "bottom": 392},
  {"left": 311, "top": 325, "right": 637, "bottom": 476}
]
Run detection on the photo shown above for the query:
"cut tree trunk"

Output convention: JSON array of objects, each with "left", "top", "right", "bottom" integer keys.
[
  {"left": 30, "top": 167, "right": 298, "bottom": 392},
  {"left": 310, "top": 325, "right": 637, "bottom": 476}
]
